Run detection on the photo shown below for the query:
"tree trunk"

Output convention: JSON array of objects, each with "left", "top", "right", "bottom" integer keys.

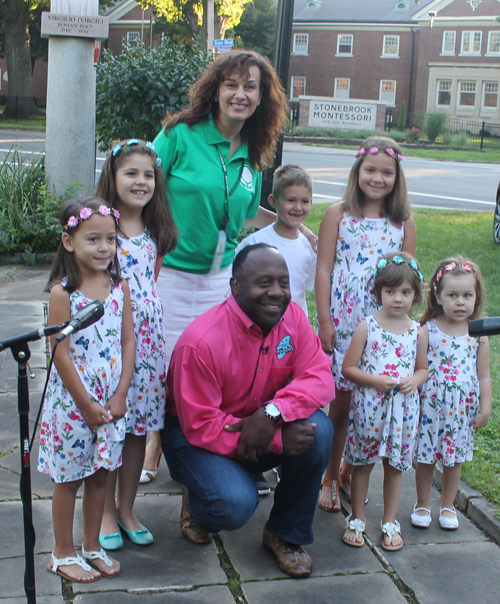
[{"left": 0, "top": 0, "right": 38, "bottom": 119}]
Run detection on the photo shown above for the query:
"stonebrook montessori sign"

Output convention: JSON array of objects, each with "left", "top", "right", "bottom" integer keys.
[
  {"left": 41, "top": 12, "right": 109, "bottom": 40},
  {"left": 298, "top": 97, "right": 385, "bottom": 131}
]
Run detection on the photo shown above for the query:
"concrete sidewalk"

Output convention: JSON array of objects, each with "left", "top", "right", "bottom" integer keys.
[{"left": 1, "top": 264, "right": 499, "bottom": 604}]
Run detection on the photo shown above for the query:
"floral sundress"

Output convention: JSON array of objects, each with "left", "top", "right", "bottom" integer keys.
[
  {"left": 118, "top": 231, "right": 166, "bottom": 434},
  {"left": 38, "top": 281, "right": 126, "bottom": 483},
  {"left": 330, "top": 208, "right": 404, "bottom": 390},
  {"left": 415, "top": 319, "right": 479, "bottom": 466},
  {"left": 345, "top": 315, "right": 421, "bottom": 471}
]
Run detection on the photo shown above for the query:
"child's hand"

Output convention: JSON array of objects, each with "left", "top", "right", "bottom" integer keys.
[
  {"left": 318, "top": 322, "right": 336, "bottom": 354},
  {"left": 106, "top": 394, "right": 127, "bottom": 421},
  {"left": 470, "top": 412, "right": 490, "bottom": 429},
  {"left": 81, "top": 402, "right": 113, "bottom": 431},
  {"left": 398, "top": 376, "right": 419, "bottom": 397},
  {"left": 374, "top": 374, "right": 398, "bottom": 393}
]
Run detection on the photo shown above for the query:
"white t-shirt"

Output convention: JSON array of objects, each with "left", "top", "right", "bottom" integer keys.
[{"left": 235, "top": 224, "right": 316, "bottom": 317}]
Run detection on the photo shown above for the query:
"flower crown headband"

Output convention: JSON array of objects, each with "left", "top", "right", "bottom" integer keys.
[
  {"left": 373, "top": 255, "right": 423, "bottom": 281},
  {"left": 433, "top": 262, "right": 477, "bottom": 293},
  {"left": 64, "top": 205, "right": 120, "bottom": 230},
  {"left": 355, "top": 146, "right": 403, "bottom": 162},
  {"left": 111, "top": 139, "right": 162, "bottom": 167}
]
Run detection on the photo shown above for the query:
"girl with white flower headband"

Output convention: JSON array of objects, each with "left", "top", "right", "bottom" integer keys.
[
  {"left": 95, "top": 139, "right": 177, "bottom": 551},
  {"left": 39, "top": 197, "right": 136, "bottom": 582},
  {"left": 412, "top": 257, "right": 491, "bottom": 531},
  {"left": 316, "top": 136, "right": 417, "bottom": 515},
  {"left": 342, "top": 251, "right": 428, "bottom": 551}
]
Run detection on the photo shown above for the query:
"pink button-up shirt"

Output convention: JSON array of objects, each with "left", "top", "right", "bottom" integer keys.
[{"left": 166, "top": 296, "right": 334, "bottom": 458}]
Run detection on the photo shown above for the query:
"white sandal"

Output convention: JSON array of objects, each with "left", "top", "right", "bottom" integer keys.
[
  {"left": 81, "top": 544, "right": 120, "bottom": 578},
  {"left": 342, "top": 514, "right": 365, "bottom": 547},
  {"left": 410, "top": 503, "right": 432, "bottom": 528},
  {"left": 47, "top": 552, "right": 100, "bottom": 583},
  {"left": 381, "top": 519, "right": 403, "bottom": 551},
  {"left": 439, "top": 507, "right": 459, "bottom": 530}
]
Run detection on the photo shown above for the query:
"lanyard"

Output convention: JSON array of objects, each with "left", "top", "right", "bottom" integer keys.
[{"left": 216, "top": 145, "right": 230, "bottom": 233}]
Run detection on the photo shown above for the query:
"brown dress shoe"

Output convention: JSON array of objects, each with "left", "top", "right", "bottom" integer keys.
[
  {"left": 180, "top": 485, "right": 212, "bottom": 545},
  {"left": 262, "top": 526, "right": 312, "bottom": 578}
]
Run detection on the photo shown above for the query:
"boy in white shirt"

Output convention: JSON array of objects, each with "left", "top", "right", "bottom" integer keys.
[{"left": 236, "top": 165, "right": 316, "bottom": 318}]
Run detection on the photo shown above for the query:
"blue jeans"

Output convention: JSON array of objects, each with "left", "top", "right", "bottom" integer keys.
[{"left": 160, "top": 409, "right": 333, "bottom": 545}]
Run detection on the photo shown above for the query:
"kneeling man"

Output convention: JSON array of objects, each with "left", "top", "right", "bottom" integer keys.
[{"left": 161, "top": 244, "right": 335, "bottom": 577}]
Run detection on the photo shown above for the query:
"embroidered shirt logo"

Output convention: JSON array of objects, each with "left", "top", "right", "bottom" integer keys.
[
  {"left": 276, "top": 336, "right": 294, "bottom": 359},
  {"left": 240, "top": 164, "right": 254, "bottom": 192}
]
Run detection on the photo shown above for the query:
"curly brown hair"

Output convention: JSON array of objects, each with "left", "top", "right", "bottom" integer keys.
[
  {"left": 371, "top": 251, "right": 424, "bottom": 307},
  {"left": 344, "top": 136, "right": 411, "bottom": 225},
  {"left": 163, "top": 50, "right": 288, "bottom": 170},
  {"left": 420, "top": 256, "right": 485, "bottom": 324}
]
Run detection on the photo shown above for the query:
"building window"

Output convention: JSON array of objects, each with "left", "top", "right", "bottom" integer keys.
[
  {"left": 293, "top": 34, "right": 309, "bottom": 55},
  {"left": 334, "top": 78, "right": 350, "bottom": 99},
  {"left": 437, "top": 80, "right": 452, "bottom": 106},
  {"left": 337, "top": 34, "right": 353, "bottom": 55},
  {"left": 458, "top": 81, "right": 476, "bottom": 107},
  {"left": 442, "top": 31, "right": 456, "bottom": 54},
  {"left": 291, "top": 76, "right": 306, "bottom": 99},
  {"left": 461, "top": 31, "right": 482, "bottom": 55},
  {"left": 379, "top": 80, "right": 396, "bottom": 105},
  {"left": 488, "top": 31, "right": 500, "bottom": 55},
  {"left": 382, "top": 35, "right": 400, "bottom": 57},
  {"left": 127, "top": 32, "right": 140, "bottom": 43},
  {"left": 483, "top": 82, "right": 498, "bottom": 108}
]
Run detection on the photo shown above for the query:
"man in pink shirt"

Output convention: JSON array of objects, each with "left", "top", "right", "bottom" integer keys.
[{"left": 161, "top": 244, "right": 335, "bottom": 578}]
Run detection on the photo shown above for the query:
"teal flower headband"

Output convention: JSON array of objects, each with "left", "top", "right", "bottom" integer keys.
[
  {"left": 373, "top": 255, "right": 423, "bottom": 282},
  {"left": 112, "top": 139, "right": 162, "bottom": 166}
]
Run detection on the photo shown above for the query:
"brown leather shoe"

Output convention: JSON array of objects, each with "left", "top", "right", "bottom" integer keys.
[
  {"left": 180, "top": 485, "right": 212, "bottom": 545},
  {"left": 262, "top": 526, "right": 312, "bottom": 578}
]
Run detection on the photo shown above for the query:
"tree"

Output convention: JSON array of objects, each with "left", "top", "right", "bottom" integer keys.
[{"left": 232, "top": 0, "right": 276, "bottom": 58}]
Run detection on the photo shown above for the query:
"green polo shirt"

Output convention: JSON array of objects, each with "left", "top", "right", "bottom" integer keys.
[{"left": 153, "top": 115, "right": 262, "bottom": 274}]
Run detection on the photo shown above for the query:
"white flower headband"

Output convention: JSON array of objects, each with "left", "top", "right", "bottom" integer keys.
[
  {"left": 355, "top": 145, "right": 403, "bottom": 162},
  {"left": 373, "top": 255, "right": 423, "bottom": 282},
  {"left": 64, "top": 205, "right": 120, "bottom": 230},
  {"left": 112, "top": 139, "right": 162, "bottom": 167}
]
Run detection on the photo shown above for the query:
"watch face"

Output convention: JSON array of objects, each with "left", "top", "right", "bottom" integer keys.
[{"left": 266, "top": 403, "right": 280, "bottom": 417}]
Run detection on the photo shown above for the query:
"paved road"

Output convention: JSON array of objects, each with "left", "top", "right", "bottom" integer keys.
[{"left": 1, "top": 129, "right": 497, "bottom": 212}]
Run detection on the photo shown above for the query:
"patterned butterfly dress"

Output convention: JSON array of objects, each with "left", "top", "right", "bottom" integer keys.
[
  {"left": 330, "top": 208, "right": 404, "bottom": 391},
  {"left": 38, "top": 281, "right": 126, "bottom": 483},
  {"left": 118, "top": 231, "right": 166, "bottom": 434}
]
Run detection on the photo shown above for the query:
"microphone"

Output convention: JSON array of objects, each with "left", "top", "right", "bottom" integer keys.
[
  {"left": 55, "top": 300, "right": 105, "bottom": 344},
  {"left": 468, "top": 317, "right": 500, "bottom": 337},
  {"left": 0, "top": 325, "right": 64, "bottom": 352}
]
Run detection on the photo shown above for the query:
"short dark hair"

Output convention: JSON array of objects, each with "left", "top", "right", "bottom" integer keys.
[
  {"left": 232, "top": 243, "right": 278, "bottom": 278},
  {"left": 371, "top": 251, "right": 424, "bottom": 307}
]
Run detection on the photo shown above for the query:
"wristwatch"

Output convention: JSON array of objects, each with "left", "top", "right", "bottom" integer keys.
[{"left": 264, "top": 402, "right": 282, "bottom": 424}]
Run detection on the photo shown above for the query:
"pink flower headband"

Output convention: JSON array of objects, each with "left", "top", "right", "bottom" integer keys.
[
  {"left": 433, "top": 262, "right": 477, "bottom": 293},
  {"left": 355, "top": 146, "right": 403, "bottom": 162},
  {"left": 63, "top": 205, "right": 120, "bottom": 230}
]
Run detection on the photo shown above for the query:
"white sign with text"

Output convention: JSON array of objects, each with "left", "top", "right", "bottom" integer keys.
[{"left": 306, "top": 98, "right": 378, "bottom": 130}]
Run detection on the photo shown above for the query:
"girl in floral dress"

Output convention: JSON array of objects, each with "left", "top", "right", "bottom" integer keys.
[
  {"left": 342, "top": 252, "right": 428, "bottom": 551},
  {"left": 38, "top": 198, "right": 135, "bottom": 582},
  {"left": 412, "top": 258, "right": 491, "bottom": 531},
  {"left": 95, "top": 140, "right": 177, "bottom": 549},
  {"left": 316, "top": 137, "right": 417, "bottom": 513}
]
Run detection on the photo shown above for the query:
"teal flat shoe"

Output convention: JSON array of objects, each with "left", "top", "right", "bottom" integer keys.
[
  {"left": 118, "top": 519, "right": 154, "bottom": 546},
  {"left": 99, "top": 531, "right": 124, "bottom": 550}
]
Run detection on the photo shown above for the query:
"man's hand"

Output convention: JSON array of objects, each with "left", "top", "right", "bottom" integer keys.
[
  {"left": 282, "top": 420, "right": 316, "bottom": 457},
  {"left": 224, "top": 407, "right": 276, "bottom": 462}
]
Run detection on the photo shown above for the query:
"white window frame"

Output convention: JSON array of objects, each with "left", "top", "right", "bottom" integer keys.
[
  {"left": 379, "top": 80, "right": 397, "bottom": 106},
  {"left": 127, "top": 31, "right": 140, "bottom": 43},
  {"left": 293, "top": 33, "right": 309, "bottom": 55},
  {"left": 336, "top": 34, "right": 353, "bottom": 56},
  {"left": 460, "top": 31, "right": 482, "bottom": 55},
  {"left": 487, "top": 31, "right": 500, "bottom": 55},
  {"left": 436, "top": 80, "right": 452, "bottom": 107},
  {"left": 441, "top": 31, "right": 456, "bottom": 55},
  {"left": 290, "top": 76, "right": 306, "bottom": 100},
  {"left": 334, "top": 78, "right": 350, "bottom": 99},
  {"left": 382, "top": 35, "right": 400, "bottom": 58},
  {"left": 482, "top": 82, "right": 498, "bottom": 109},
  {"left": 457, "top": 81, "right": 476, "bottom": 108}
]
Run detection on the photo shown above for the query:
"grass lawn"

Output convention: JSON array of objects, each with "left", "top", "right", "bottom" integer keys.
[{"left": 304, "top": 205, "right": 500, "bottom": 517}]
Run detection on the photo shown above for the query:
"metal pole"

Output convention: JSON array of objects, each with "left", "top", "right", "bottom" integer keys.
[{"left": 423, "top": 12, "right": 435, "bottom": 116}]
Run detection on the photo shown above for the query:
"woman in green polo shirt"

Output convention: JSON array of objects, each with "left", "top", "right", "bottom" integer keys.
[{"left": 141, "top": 51, "right": 296, "bottom": 481}]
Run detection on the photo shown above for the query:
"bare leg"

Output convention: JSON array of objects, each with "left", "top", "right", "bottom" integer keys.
[
  {"left": 339, "top": 458, "right": 354, "bottom": 501},
  {"left": 382, "top": 459, "right": 403, "bottom": 549},
  {"left": 343, "top": 464, "right": 373, "bottom": 545},
  {"left": 51, "top": 479, "right": 100, "bottom": 581},
  {"left": 83, "top": 468, "right": 120, "bottom": 576},
  {"left": 100, "top": 466, "right": 119, "bottom": 536},
  {"left": 441, "top": 463, "right": 462, "bottom": 516},
  {"left": 117, "top": 433, "right": 147, "bottom": 531},
  {"left": 318, "top": 389, "right": 351, "bottom": 511},
  {"left": 142, "top": 431, "right": 162, "bottom": 473},
  {"left": 415, "top": 461, "right": 435, "bottom": 515}
]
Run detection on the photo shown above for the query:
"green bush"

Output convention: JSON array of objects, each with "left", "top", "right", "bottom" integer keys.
[
  {"left": 425, "top": 111, "right": 447, "bottom": 143},
  {"left": 0, "top": 149, "right": 61, "bottom": 258},
  {"left": 454, "top": 131, "right": 468, "bottom": 147},
  {"left": 405, "top": 126, "right": 421, "bottom": 143},
  {"left": 96, "top": 39, "right": 211, "bottom": 151},
  {"left": 293, "top": 127, "right": 405, "bottom": 142},
  {"left": 397, "top": 100, "right": 407, "bottom": 132},
  {"left": 441, "top": 129, "right": 454, "bottom": 146}
]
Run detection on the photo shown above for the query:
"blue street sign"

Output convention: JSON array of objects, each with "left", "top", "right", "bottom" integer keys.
[{"left": 214, "top": 39, "right": 234, "bottom": 47}]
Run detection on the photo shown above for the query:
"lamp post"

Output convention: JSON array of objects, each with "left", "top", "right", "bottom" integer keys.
[{"left": 423, "top": 11, "right": 436, "bottom": 116}]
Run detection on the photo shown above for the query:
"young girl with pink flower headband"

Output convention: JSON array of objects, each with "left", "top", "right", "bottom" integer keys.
[
  {"left": 412, "top": 257, "right": 491, "bottom": 532},
  {"left": 316, "top": 135, "right": 416, "bottom": 515},
  {"left": 39, "top": 197, "right": 136, "bottom": 583}
]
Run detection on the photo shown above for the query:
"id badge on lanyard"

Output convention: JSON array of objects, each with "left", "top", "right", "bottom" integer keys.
[{"left": 210, "top": 146, "right": 232, "bottom": 274}]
